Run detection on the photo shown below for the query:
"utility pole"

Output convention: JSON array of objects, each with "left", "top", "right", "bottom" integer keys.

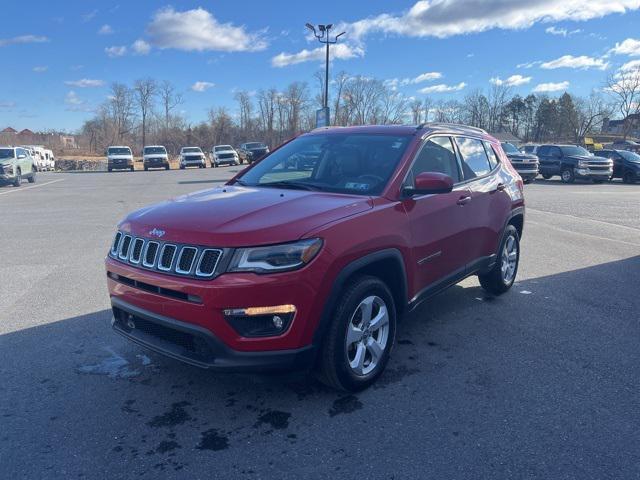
[{"left": 305, "top": 23, "right": 345, "bottom": 114}]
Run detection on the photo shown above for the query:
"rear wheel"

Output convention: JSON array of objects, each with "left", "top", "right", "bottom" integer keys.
[
  {"left": 317, "top": 275, "right": 396, "bottom": 392},
  {"left": 479, "top": 225, "right": 520, "bottom": 296},
  {"left": 623, "top": 171, "right": 636, "bottom": 184},
  {"left": 541, "top": 173, "right": 552, "bottom": 180},
  {"left": 560, "top": 168, "right": 574, "bottom": 183},
  {"left": 27, "top": 169, "right": 36, "bottom": 183}
]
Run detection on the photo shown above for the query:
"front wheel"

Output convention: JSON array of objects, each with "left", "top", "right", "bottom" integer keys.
[
  {"left": 317, "top": 275, "right": 396, "bottom": 392},
  {"left": 623, "top": 172, "right": 636, "bottom": 184},
  {"left": 560, "top": 168, "right": 575, "bottom": 183},
  {"left": 28, "top": 170, "right": 36, "bottom": 183},
  {"left": 12, "top": 169, "right": 22, "bottom": 187},
  {"left": 541, "top": 173, "right": 552, "bottom": 180},
  {"left": 478, "top": 225, "right": 520, "bottom": 296}
]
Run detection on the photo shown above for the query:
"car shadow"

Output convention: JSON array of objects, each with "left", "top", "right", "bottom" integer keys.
[{"left": 2, "top": 255, "right": 638, "bottom": 477}]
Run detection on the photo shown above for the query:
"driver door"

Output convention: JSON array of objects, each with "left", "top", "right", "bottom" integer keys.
[{"left": 402, "top": 136, "right": 474, "bottom": 293}]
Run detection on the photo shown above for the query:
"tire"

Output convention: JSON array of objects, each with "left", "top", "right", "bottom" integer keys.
[
  {"left": 27, "top": 170, "right": 36, "bottom": 183},
  {"left": 560, "top": 168, "right": 575, "bottom": 184},
  {"left": 108, "top": 167, "right": 112, "bottom": 172},
  {"left": 180, "top": 165, "right": 185, "bottom": 170},
  {"left": 165, "top": 165, "right": 170, "bottom": 171},
  {"left": 478, "top": 225, "right": 520, "bottom": 296},
  {"left": 130, "top": 166, "right": 134, "bottom": 172},
  {"left": 623, "top": 172, "right": 635, "bottom": 184},
  {"left": 12, "top": 168, "right": 21, "bottom": 187},
  {"left": 317, "top": 275, "right": 396, "bottom": 392},
  {"left": 541, "top": 173, "right": 552, "bottom": 180},
  {"left": 144, "top": 166, "right": 148, "bottom": 171},
  {"left": 592, "top": 179, "right": 604, "bottom": 184}
]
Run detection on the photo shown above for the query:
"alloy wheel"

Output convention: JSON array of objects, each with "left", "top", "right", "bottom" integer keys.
[
  {"left": 501, "top": 234, "right": 518, "bottom": 283},
  {"left": 345, "top": 295, "right": 390, "bottom": 376}
]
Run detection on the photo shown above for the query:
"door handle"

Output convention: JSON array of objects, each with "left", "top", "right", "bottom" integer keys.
[
  {"left": 495, "top": 183, "right": 506, "bottom": 192},
  {"left": 457, "top": 195, "right": 471, "bottom": 206}
]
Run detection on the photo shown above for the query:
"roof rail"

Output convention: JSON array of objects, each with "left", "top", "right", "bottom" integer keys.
[
  {"left": 312, "top": 125, "right": 342, "bottom": 131},
  {"left": 417, "top": 122, "right": 488, "bottom": 135}
]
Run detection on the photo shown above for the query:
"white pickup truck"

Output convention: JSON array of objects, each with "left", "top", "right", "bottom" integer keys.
[
  {"left": 107, "top": 146, "right": 134, "bottom": 172},
  {"left": 143, "top": 145, "right": 170, "bottom": 171},
  {"left": 179, "top": 147, "right": 207, "bottom": 169}
]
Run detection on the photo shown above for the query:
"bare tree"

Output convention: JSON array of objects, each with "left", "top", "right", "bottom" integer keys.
[
  {"left": 606, "top": 66, "right": 640, "bottom": 139},
  {"left": 159, "top": 80, "right": 183, "bottom": 130},
  {"left": 487, "top": 84, "right": 512, "bottom": 132},
  {"left": 332, "top": 71, "right": 350, "bottom": 125},
  {"left": 134, "top": 78, "right": 157, "bottom": 148},
  {"left": 569, "top": 93, "right": 613, "bottom": 143},
  {"left": 108, "top": 83, "right": 136, "bottom": 145},
  {"left": 410, "top": 99, "right": 423, "bottom": 124}
]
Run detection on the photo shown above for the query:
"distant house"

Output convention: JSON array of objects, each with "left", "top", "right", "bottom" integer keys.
[
  {"left": 602, "top": 114, "right": 640, "bottom": 138},
  {"left": 490, "top": 131, "right": 521, "bottom": 145},
  {"left": 1, "top": 127, "right": 17, "bottom": 134},
  {"left": 19, "top": 128, "right": 35, "bottom": 136}
]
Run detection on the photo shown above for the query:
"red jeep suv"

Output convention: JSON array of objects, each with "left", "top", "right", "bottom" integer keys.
[{"left": 106, "top": 124, "right": 524, "bottom": 391}]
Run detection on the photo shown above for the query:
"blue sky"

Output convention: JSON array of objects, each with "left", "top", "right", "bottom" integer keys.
[{"left": 2, "top": 0, "right": 640, "bottom": 131}]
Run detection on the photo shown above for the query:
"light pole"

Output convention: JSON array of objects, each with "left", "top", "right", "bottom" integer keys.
[{"left": 305, "top": 23, "right": 345, "bottom": 110}]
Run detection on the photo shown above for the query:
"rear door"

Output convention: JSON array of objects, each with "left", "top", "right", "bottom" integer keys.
[
  {"left": 453, "top": 137, "right": 510, "bottom": 266},
  {"left": 402, "top": 136, "right": 474, "bottom": 292}
]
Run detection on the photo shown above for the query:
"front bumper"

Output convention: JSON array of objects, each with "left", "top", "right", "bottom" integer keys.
[
  {"left": 109, "top": 159, "right": 133, "bottom": 169},
  {"left": 111, "top": 297, "right": 315, "bottom": 371},
  {"left": 575, "top": 167, "right": 613, "bottom": 179},
  {"left": 144, "top": 158, "right": 169, "bottom": 167}
]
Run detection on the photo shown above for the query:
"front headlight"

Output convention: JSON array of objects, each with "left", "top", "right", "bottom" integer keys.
[
  {"left": 228, "top": 238, "right": 323, "bottom": 273},
  {"left": 578, "top": 160, "right": 589, "bottom": 168}
]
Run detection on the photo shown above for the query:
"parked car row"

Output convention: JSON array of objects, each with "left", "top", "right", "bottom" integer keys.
[
  {"left": 504, "top": 142, "right": 640, "bottom": 184},
  {"left": 20, "top": 145, "right": 55, "bottom": 171},
  {"left": 106, "top": 142, "right": 270, "bottom": 172}
]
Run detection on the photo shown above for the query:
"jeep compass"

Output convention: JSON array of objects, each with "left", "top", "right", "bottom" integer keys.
[{"left": 106, "top": 124, "right": 525, "bottom": 391}]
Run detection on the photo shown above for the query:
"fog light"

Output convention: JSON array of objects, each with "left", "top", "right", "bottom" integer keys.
[{"left": 223, "top": 305, "right": 296, "bottom": 338}]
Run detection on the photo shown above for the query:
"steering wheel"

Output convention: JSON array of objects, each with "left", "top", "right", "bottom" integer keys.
[{"left": 356, "top": 174, "right": 384, "bottom": 184}]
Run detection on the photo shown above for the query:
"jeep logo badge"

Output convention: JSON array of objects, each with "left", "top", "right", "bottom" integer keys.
[{"left": 149, "top": 228, "right": 166, "bottom": 238}]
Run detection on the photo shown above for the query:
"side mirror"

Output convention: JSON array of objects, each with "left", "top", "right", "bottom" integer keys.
[{"left": 404, "top": 172, "right": 454, "bottom": 196}]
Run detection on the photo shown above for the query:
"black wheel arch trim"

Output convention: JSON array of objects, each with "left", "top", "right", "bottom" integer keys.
[{"left": 312, "top": 248, "right": 409, "bottom": 347}]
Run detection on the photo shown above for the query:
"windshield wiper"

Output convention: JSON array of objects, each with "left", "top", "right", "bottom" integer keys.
[
  {"left": 234, "top": 178, "right": 250, "bottom": 186},
  {"left": 261, "top": 181, "right": 320, "bottom": 191}
]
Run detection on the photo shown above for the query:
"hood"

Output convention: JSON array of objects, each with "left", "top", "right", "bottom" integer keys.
[
  {"left": 144, "top": 154, "right": 168, "bottom": 158},
  {"left": 108, "top": 154, "right": 133, "bottom": 159},
  {"left": 120, "top": 186, "right": 373, "bottom": 247},
  {"left": 506, "top": 152, "right": 538, "bottom": 162}
]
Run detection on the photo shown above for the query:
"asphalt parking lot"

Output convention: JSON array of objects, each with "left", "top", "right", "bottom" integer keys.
[{"left": 1, "top": 169, "right": 639, "bottom": 479}]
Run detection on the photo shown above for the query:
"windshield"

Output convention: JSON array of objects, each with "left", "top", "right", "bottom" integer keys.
[
  {"left": 214, "top": 146, "right": 233, "bottom": 152},
  {"left": 501, "top": 142, "right": 520, "bottom": 154},
  {"left": 619, "top": 150, "right": 640, "bottom": 162},
  {"left": 183, "top": 147, "right": 202, "bottom": 153},
  {"left": 108, "top": 147, "right": 131, "bottom": 155},
  {"left": 246, "top": 143, "right": 266, "bottom": 149},
  {"left": 237, "top": 133, "right": 411, "bottom": 196},
  {"left": 144, "top": 147, "right": 166, "bottom": 155},
  {"left": 0, "top": 148, "right": 15, "bottom": 159},
  {"left": 560, "top": 146, "right": 590, "bottom": 156}
]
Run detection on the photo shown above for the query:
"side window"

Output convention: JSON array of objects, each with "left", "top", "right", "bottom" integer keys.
[
  {"left": 537, "top": 146, "right": 549, "bottom": 156},
  {"left": 406, "top": 136, "right": 461, "bottom": 186},
  {"left": 551, "top": 146, "right": 562, "bottom": 157},
  {"left": 16, "top": 148, "right": 24, "bottom": 157},
  {"left": 483, "top": 142, "right": 499, "bottom": 169},
  {"left": 455, "top": 137, "right": 492, "bottom": 179}
]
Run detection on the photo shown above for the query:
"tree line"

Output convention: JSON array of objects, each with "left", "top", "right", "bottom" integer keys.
[{"left": 78, "top": 66, "right": 640, "bottom": 154}]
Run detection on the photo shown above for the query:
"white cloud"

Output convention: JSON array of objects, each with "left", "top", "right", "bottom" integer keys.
[
  {"left": 409, "top": 72, "right": 443, "bottom": 84},
  {"left": 132, "top": 39, "right": 151, "bottom": 55},
  {"left": 105, "top": 45, "right": 127, "bottom": 57},
  {"left": 620, "top": 59, "right": 640, "bottom": 71},
  {"left": 533, "top": 81, "right": 570, "bottom": 92},
  {"left": 540, "top": 55, "right": 609, "bottom": 70},
  {"left": 65, "top": 91, "right": 82, "bottom": 105},
  {"left": 98, "top": 24, "right": 113, "bottom": 35},
  {"left": 191, "top": 81, "right": 215, "bottom": 92},
  {"left": 82, "top": 10, "right": 98, "bottom": 22},
  {"left": 545, "top": 26, "right": 581, "bottom": 37},
  {"left": 418, "top": 82, "right": 466, "bottom": 94},
  {"left": 517, "top": 60, "right": 542, "bottom": 69},
  {"left": 490, "top": 74, "right": 532, "bottom": 87},
  {"left": 0, "top": 35, "right": 49, "bottom": 47},
  {"left": 147, "top": 7, "right": 267, "bottom": 52},
  {"left": 609, "top": 38, "right": 640, "bottom": 56},
  {"left": 33, "top": 66, "right": 48, "bottom": 73},
  {"left": 65, "top": 79, "right": 105, "bottom": 88},
  {"left": 272, "top": 43, "right": 364, "bottom": 67},
  {"left": 340, "top": 1, "right": 640, "bottom": 40}
]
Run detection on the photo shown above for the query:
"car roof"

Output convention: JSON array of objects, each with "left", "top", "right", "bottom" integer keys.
[
  {"left": 182, "top": 146, "right": 202, "bottom": 149},
  {"left": 214, "top": 145, "right": 233, "bottom": 147},
  {"left": 144, "top": 145, "right": 166, "bottom": 148},
  {"left": 306, "top": 123, "right": 493, "bottom": 139},
  {"left": 0, "top": 145, "right": 15, "bottom": 149},
  {"left": 108, "top": 145, "right": 131, "bottom": 149}
]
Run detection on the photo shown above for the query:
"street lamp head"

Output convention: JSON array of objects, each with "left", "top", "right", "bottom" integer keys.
[
  {"left": 318, "top": 24, "right": 326, "bottom": 32},
  {"left": 336, "top": 31, "right": 346, "bottom": 39},
  {"left": 305, "top": 23, "right": 316, "bottom": 33},
  {"left": 326, "top": 24, "right": 333, "bottom": 30}
]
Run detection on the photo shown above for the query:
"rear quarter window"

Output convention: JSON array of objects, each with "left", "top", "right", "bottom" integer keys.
[{"left": 455, "top": 137, "right": 492, "bottom": 179}]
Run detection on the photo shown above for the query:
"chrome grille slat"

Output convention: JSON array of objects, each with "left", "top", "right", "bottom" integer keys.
[
  {"left": 109, "top": 232, "right": 223, "bottom": 279},
  {"left": 158, "top": 244, "right": 177, "bottom": 271},
  {"left": 176, "top": 247, "right": 197, "bottom": 274}
]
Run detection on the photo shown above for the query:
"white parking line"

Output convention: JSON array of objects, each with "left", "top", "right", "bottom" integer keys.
[{"left": 0, "top": 178, "right": 65, "bottom": 196}]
